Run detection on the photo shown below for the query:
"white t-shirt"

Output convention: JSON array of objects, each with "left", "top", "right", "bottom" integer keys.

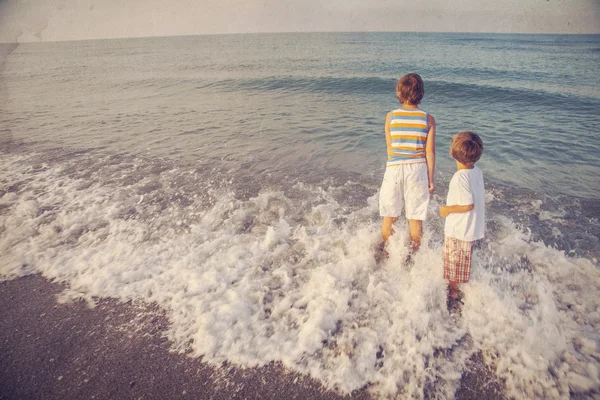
[{"left": 444, "top": 165, "right": 485, "bottom": 241}]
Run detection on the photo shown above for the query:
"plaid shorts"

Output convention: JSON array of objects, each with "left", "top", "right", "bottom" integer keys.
[{"left": 443, "top": 237, "right": 475, "bottom": 283}]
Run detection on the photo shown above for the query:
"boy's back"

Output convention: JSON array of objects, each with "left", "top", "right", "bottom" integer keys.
[{"left": 444, "top": 166, "right": 485, "bottom": 241}]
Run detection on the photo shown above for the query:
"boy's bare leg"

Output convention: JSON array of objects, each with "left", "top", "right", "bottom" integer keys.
[
  {"left": 448, "top": 281, "right": 460, "bottom": 299},
  {"left": 408, "top": 219, "right": 423, "bottom": 252},
  {"left": 375, "top": 217, "right": 397, "bottom": 263},
  {"left": 447, "top": 280, "right": 463, "bottom": 314},
  {"left": 381, "top": 216, "right": 398, "bottom": 242}
]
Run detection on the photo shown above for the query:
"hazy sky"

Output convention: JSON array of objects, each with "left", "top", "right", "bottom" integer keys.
[{"left": 0, "top": 0, "right": 599, "bottom": 42}]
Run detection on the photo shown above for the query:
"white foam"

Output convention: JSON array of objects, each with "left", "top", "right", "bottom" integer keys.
[
  {"left": 1, "top": 153, "right": 599, "bottom": 399},
  {"left": 530, "top": 199, "right": 567, "bottom": 223}
]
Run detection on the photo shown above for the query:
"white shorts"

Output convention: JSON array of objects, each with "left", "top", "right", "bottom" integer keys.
[{"left": 379, "top": 163, "right": 430, "bottom": 220}]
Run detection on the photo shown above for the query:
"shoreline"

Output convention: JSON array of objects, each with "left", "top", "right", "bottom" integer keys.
[{"left": 0, "top": 274, "right": 503, "bottom": 399}]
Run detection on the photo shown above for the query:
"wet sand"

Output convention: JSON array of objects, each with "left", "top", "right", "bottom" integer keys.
[{"left": 0, "top": 275, "right": 503, "bottom": 399}]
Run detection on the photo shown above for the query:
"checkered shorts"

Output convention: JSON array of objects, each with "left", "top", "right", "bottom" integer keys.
[{"left": 443, "top": 237, "right": 475, "bottom": 283}]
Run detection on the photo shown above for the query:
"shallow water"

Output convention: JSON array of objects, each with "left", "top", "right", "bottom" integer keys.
[{"left": 1, "top": 32, "right": 599, "bottom": 399}]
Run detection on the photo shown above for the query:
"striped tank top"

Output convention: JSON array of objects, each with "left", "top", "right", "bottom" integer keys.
[{"left": 387, "top": 107, "right": 429, "bottom": 167}]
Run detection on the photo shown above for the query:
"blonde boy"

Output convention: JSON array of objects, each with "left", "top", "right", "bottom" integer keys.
[{"left": 439, "top": 132, "right": 485, "bottom": 312}]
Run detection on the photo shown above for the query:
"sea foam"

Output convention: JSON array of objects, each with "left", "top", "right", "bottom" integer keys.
[{"left": 1, "top": 153, "right": 599, "bottom": 399}]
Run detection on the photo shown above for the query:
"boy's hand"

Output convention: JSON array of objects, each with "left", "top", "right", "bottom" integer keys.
[
  {"left": 428, "top": 181, "right": 435, "bottom": 194},
  {"left": 440, "top": 206, "right": 450, "bottom": 218}
]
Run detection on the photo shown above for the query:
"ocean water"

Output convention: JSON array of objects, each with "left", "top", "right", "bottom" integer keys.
[{"left": 1, "top": 32, "right": 600, "bottom": 398}]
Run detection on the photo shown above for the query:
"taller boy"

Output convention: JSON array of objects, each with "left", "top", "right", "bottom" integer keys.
[{"left": 379, "top": 73, "right": 436, "bottom": 254}]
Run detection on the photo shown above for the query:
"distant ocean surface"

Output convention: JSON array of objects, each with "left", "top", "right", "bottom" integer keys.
[{"left": 1, "top": 32, "right": 599, "bottom": 399}]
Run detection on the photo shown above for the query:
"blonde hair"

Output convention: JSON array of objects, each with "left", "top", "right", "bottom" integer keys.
[{"left": 451, "top": 131, "right": 483, "bottom": 166}]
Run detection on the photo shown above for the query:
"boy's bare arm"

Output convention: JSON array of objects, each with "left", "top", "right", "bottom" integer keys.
[
  {"left": 440, "top": 204, "right": 474, "bottom": 218},
  {"left": 384, "top": 112, "right": 392, "bottom": 156},
  {"left": 426, "top": 114, "right": 436, "bottom": 194}
]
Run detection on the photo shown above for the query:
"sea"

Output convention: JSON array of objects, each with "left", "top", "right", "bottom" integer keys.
[{"left": 1, "top": 32, "right": 599, "bottom": 399}]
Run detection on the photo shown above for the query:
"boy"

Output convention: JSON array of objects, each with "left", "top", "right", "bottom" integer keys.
[
  {"left": 377, "top": 73, "right": 436, "bottom": 260},
  {"left": 439, "top": 131, "right": 485, "bottom": 313}
]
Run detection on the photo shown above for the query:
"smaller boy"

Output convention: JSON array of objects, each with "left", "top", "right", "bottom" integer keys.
[{"left": 439, "top": 131, "right": 484, "bottom": 314}]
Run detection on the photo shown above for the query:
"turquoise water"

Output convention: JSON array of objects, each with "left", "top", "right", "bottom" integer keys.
[{"left": 3, "top": 32, "right": 599, "bottom": 198}]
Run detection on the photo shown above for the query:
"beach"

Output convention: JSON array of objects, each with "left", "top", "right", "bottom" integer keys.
[
  {"left": 1, "top": 32, "right": 599, "bottom": 399},
  {"left": 1, "top": 275, "right": 503, "bottom": 400}
]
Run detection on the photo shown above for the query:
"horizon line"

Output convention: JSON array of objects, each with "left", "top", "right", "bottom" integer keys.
[{"left": 2, "top": 29, "right": 600, "bottom": 45}]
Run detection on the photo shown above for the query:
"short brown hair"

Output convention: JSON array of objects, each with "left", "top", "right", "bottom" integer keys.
[
  {"left": 396, "top": 73, "right": 424, "bottom": 105},
  {"left": 451, "top": 131, "right": 483, "bottom": 166}
]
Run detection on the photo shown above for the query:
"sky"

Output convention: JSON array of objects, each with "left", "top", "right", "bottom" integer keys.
[{"left": 0, "top": 0, "right": 599, "bottom": 42}]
